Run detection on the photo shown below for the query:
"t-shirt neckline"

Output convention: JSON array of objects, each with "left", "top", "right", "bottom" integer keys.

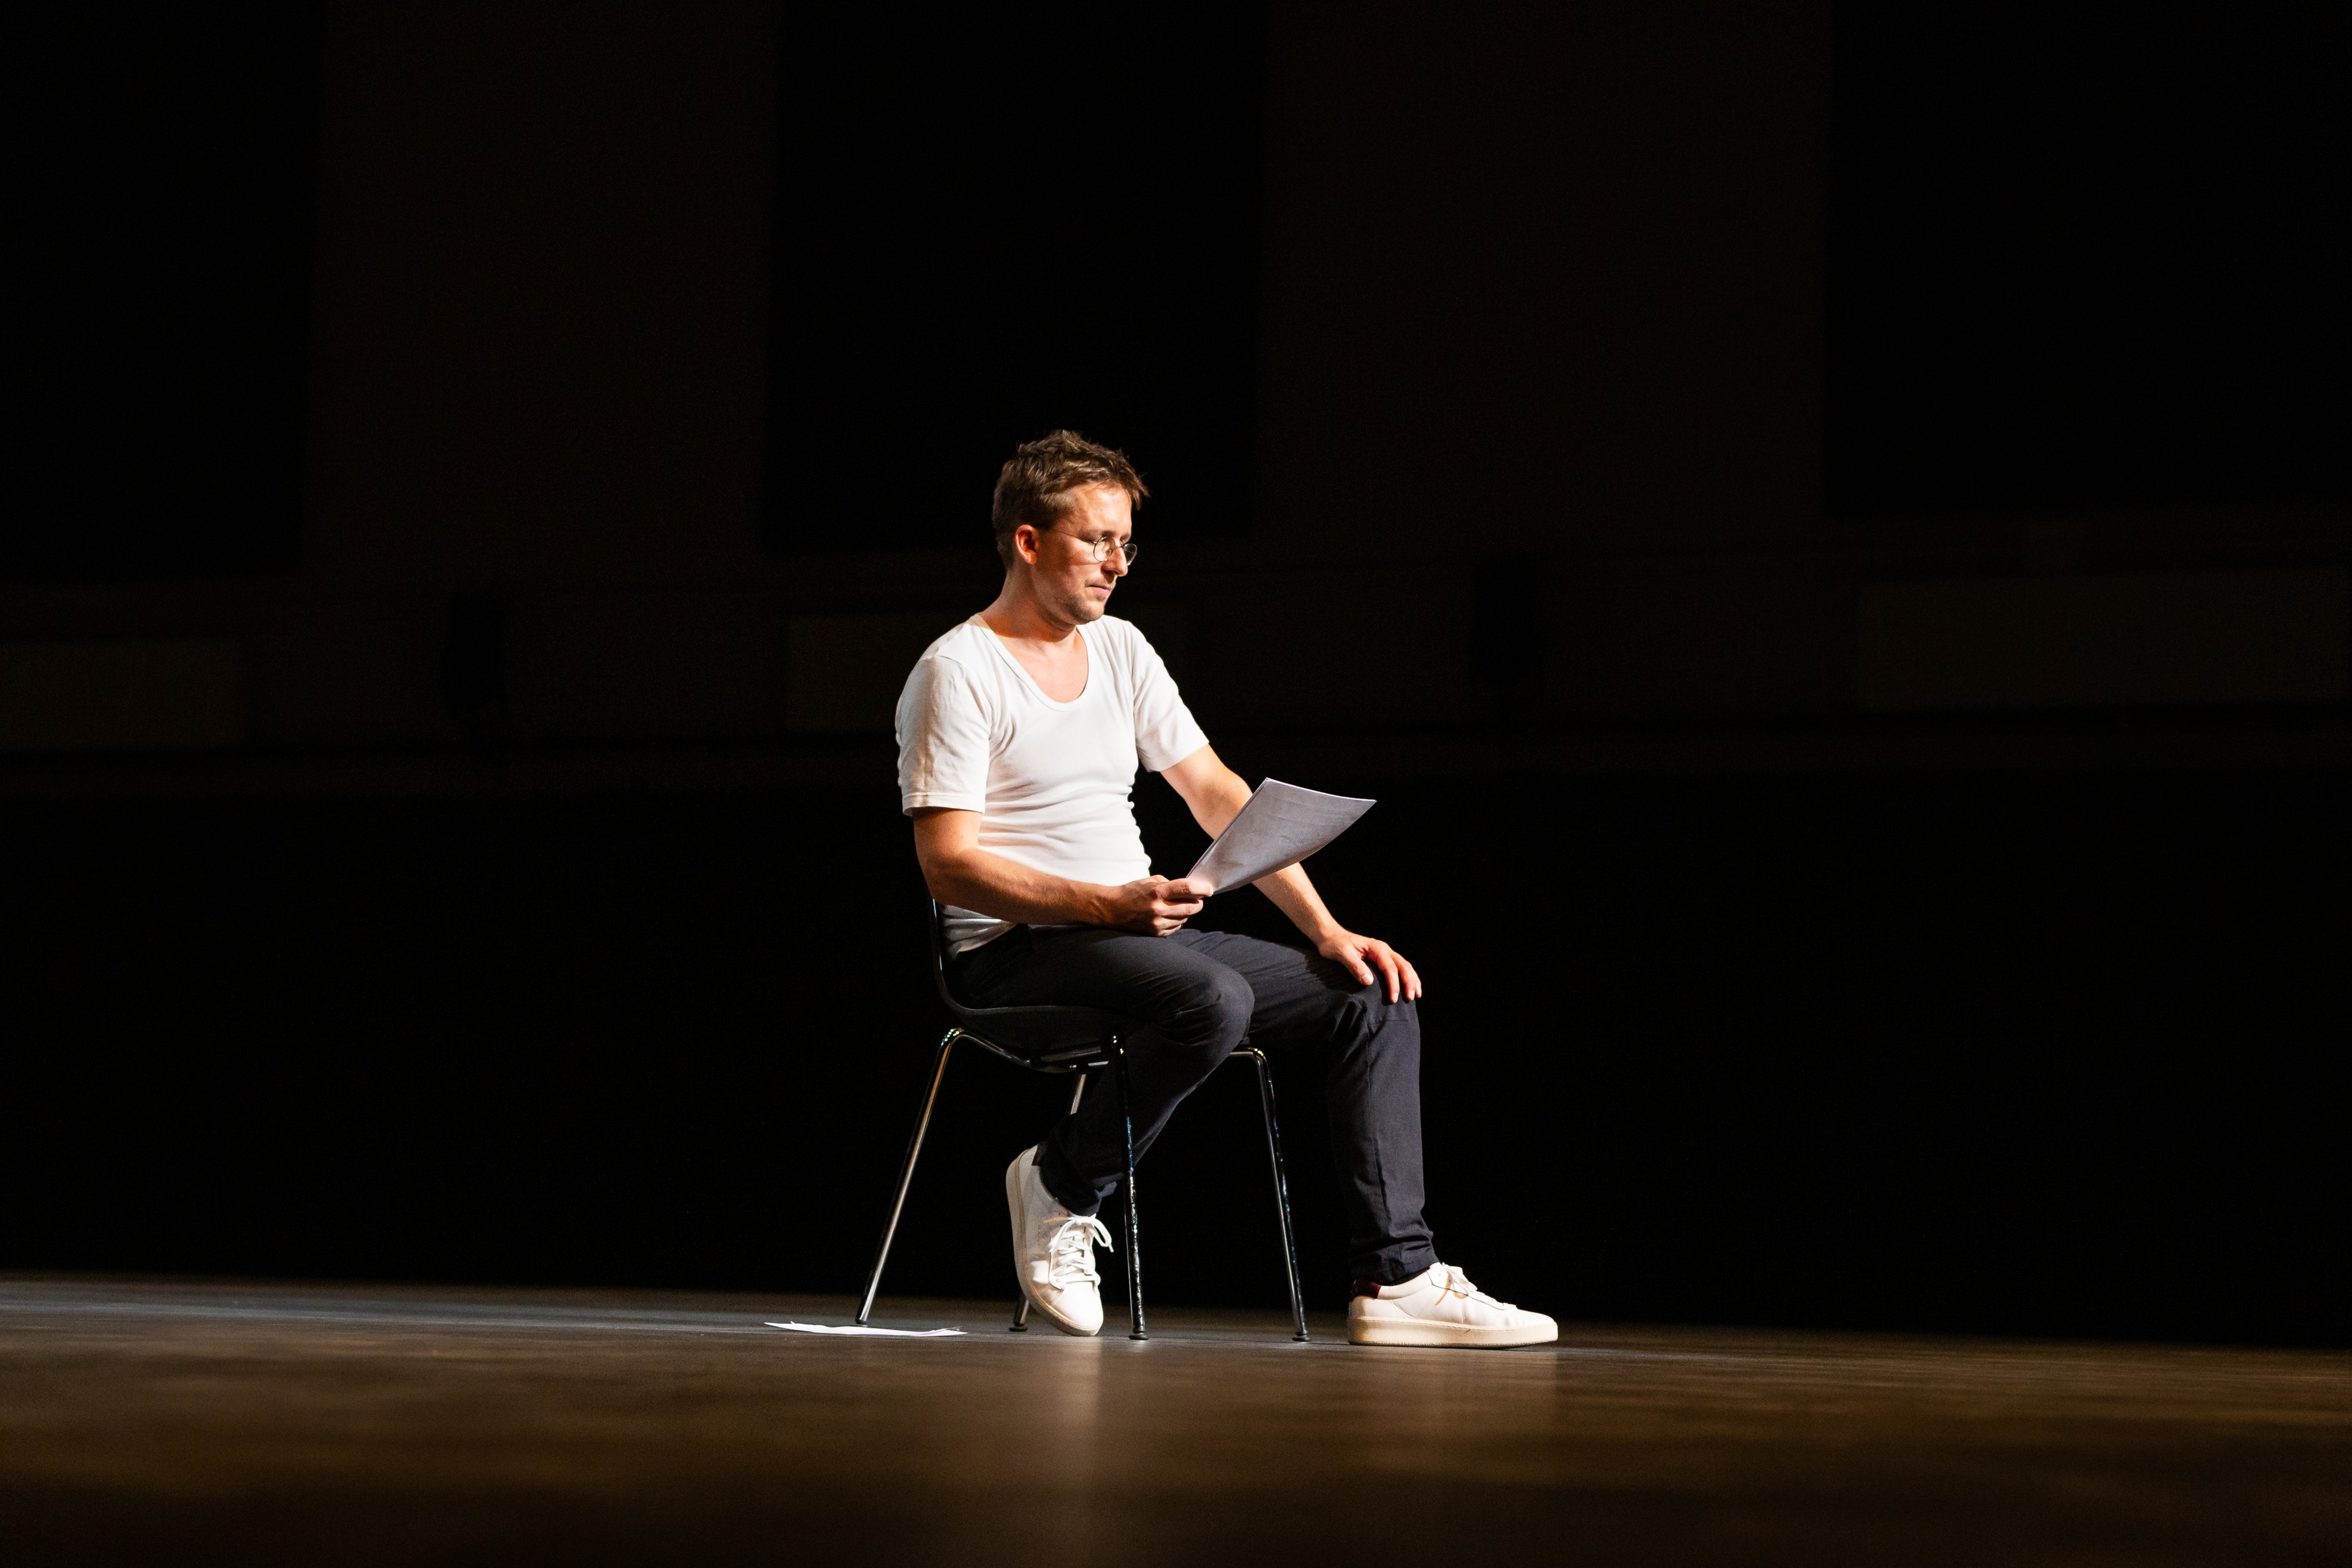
[{"left": 971, "top": 613, "right": 1094, "bottom": 708}]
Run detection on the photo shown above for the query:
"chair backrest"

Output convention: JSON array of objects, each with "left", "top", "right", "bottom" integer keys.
[{"left": 926, "top": 898, "right": 968, "bottom": 1020}]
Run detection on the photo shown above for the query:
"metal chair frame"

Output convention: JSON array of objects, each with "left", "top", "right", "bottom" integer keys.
[{"left": 855, "top": 902, "right": 1309, "bottom": 1342}]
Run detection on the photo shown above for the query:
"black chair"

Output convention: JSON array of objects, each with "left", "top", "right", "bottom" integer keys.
[{"left": 854, "top": 902, "right": 1309, "bottom": 1341}]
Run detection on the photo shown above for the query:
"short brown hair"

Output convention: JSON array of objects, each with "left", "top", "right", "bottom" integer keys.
[{"left": 990, "top": 430, "right": 1148, "bottom": 567}]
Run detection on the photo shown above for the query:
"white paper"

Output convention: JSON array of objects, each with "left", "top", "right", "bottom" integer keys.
[
  {"left": 766, "top": 1321, "right": 967, "bottom": 1338},
  {"left": 1185, "top": 778, "right": 1375, "bottom": 896}
]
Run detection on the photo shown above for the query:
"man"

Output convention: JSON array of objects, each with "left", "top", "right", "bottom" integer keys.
[{"left": 894, "top": 430, "right": 1554, "bottom": 1349}]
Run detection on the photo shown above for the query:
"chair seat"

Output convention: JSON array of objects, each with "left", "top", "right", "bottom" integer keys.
[
  {"left": 933, "top": 919, "right": 1134, "bottom": 1065},
  {"left": 953, "top": 1002, "right": 1130, "bottom": 1067}
]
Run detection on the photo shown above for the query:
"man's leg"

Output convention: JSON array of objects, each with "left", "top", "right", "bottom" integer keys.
[
  {"left": 953, "top": 925, "right": 1253, "bottom": 1214},
  {"left": 1165, "top": 930, "right": 1438, "bottom": 1288}
]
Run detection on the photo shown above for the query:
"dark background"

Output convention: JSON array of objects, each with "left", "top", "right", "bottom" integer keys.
[
  {"left": 4, "top": 1, "right": 2346, "bottom": 1346},
  {"left": 4, "top": 4, "right": 323, "bottom": 580},
  {"left": 1826, "top": 2, "right": 2346, "bottom": 516},
  {"left": 766, "top": 5, "right": 1265, "bottom": 549}
]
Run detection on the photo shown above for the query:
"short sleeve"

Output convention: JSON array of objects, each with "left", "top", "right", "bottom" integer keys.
[
  {"left": 896, "top": 654, "right": 993, "bottom": 814},
  {"left": 1127, "top": 627, "right": 1210, "bottom": 774}
]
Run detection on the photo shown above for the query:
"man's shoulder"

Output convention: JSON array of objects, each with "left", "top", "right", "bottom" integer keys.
[
  {"left": 899, "top": 619, "right": 999, "bottom": 722},
  {"left": 913, "top": 616, "right": 993, "bottom": 671}
]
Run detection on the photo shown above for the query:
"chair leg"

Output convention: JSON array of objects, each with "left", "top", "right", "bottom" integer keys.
[
  {"left": 1245, "top": 1048, "right": 1310, "bottom": 1342},
  {"left": 1010, "top": 1296, "right": 1030, "bottom": 1332},
  {"left": 856, "top": 1029, "right": 959, "bottom": 1326},
  {"left": 1113, "top": 1037, "right": 1146, "bottom": 1340}
]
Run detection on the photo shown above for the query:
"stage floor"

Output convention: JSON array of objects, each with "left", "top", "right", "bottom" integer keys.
[{"left": 2, "top": 1277, "right": 2344, "bottom": 1566}]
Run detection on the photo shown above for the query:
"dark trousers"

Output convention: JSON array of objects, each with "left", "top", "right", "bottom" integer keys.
[{"left": 950, "top": 924, "right": 1437, "bottom": 1287}]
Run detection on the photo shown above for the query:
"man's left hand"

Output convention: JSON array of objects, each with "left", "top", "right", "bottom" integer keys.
[{"left": 1317, "top": 931, "right": 1422, "bottom": 1003}]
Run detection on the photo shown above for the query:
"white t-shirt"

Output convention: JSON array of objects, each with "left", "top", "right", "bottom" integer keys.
[{"left": 896, "top": 613, "right": 1210, "bottom": 955}]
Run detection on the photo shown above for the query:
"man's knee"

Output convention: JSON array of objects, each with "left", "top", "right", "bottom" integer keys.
[
  {"left": 1333, "top": 985, "right": 1418, "bottom": 1055},
  {"left": 1159, "top": 965, "right": 1254, "bottom": 1054}
]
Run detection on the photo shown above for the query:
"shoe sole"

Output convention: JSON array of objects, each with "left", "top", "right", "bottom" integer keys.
[
  {"left": 1347, "top": 1316, "right": 1559, "bottom": 1349},
  {"left": 1004, "top": 1156, "right": 1099, "bottom": 1338}
]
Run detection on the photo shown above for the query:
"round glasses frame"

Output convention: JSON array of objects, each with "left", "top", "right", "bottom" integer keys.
[{"left": 1045, "top": 526, "right": 1139, "bottom": 567}]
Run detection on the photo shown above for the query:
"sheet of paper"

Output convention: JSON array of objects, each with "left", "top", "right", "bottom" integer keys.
[
  {"left": 766, "top": 1321, "right": 967, "bottom": 1338},
  {"left": 1185, "top": 778, "right": 1375, "bottom": 896}
]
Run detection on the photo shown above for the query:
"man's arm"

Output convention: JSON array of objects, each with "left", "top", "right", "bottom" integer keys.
[
  {"left": 1160, "top": 745, "right": 1424, "bottom": 1002},
  {"left": 910, "top": 808, "right": 1205, "bottom": 937}
]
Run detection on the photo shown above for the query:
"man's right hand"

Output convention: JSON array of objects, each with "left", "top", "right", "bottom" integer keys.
[{"left": 1101, "top": 875, "right": 1207, "bottom": 936}]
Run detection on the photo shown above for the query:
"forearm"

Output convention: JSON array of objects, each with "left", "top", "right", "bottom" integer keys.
[
  {"left": 1175, "top": 761, "right": 1347, "bottom": 944},
  {"left": 1255, "top": 862, "right": 1346, "bottom": 945},
  {"left": 922, "top": 842, "right": 1117, "bottom": 927},
  {"left": 1162, "top": 747, "right": 1416, "bottom": 998}
]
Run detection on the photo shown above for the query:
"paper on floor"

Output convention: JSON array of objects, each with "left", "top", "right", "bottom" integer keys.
[
  {"left": 1186, "top": 778, "right": 1375, "bottom": 895},
  {"left": 766, "top": 1320, "right": 967, "bottom": 1338}
]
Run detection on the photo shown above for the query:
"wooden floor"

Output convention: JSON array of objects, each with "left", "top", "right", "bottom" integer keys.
[{"left": 2, "top": 1278, "right": 2345, "bottom": 1566}]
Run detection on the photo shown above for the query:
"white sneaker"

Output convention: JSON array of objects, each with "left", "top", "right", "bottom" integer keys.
[
  {"left": 1004, "top": 1145, "right": 1112, "bottom": 1336},
  {"left": 1347, "top": 1262, "right": 1559, "bottom": 1348}
]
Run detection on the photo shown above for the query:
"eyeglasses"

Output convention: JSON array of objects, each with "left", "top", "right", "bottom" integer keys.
[{"left": 1047, "top": 527, "right": 1139, "bottom": 567}]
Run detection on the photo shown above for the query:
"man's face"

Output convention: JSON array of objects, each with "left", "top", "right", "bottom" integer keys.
[{"left": 1018, "top": 483, "right": 1131, "bottom": 624}]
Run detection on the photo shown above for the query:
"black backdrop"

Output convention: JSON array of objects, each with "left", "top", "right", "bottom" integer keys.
[
  {"left": 764, "top": 4, "right": 1265, "bottom": 550},
  {"left": 3, "top": 4, "right": 322, "bottom": 581},
  {"left": 9, "top": 763, "right": 2344, "bottom": 1345},
  {"left": 1826, "top": 1, "right": 2348, "bottom": 515}
]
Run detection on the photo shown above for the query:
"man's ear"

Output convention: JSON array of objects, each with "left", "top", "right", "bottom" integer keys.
[{"left": 1012, "top": 523, "right": 1043, "bottom": 565}]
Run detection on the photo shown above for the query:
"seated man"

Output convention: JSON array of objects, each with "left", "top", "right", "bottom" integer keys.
[{"left": 894, "top": 430, "right": 1555, "bottom": 1349}]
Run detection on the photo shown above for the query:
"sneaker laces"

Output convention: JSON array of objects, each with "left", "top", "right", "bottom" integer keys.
[
  {"left": 1047, "top": 1214, "right": 1114, "bottom": 1289},
  {"left": 1432, "top": 1263, "right": 1514, "bottom": 1310}
]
